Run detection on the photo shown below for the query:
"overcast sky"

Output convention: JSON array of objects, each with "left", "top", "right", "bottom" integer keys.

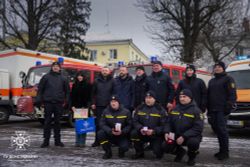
[{"left": 87, "top": 0, "right": 161, "bottom": 58}]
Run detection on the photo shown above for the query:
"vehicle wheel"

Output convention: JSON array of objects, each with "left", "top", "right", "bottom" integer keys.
[
  {"left": 68, "top": 110, "right": 75, "bottom": 128},
  {"left": 38, "top": 118, "right": 45, "bottom": 125},
  {"left": 0, "top": 107, "right": 10, "bottom": 124}
]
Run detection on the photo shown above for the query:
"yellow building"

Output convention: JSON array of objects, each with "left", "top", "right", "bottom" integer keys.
[{"left": 85, "top": 39, "right": 149, "bottom": 67}]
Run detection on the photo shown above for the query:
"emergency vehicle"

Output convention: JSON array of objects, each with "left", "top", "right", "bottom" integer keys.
[
  {"left": 0, "top": 48, "right": 102, "bottom": 125},
  {"left": 226, "top": 55, "right": 250, "bottom": 128}
]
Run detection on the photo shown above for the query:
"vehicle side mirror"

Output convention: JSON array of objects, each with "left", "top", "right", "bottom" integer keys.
[{"left": 19, "top": 71, "right": 26, "bottom": 79}]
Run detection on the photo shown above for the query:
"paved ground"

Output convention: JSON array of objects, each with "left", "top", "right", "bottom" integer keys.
[{"left": 0, "top": 116, "right": 250, "bottom": 167}]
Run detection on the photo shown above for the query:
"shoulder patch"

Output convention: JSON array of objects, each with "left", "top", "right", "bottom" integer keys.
[
  {"left": 200, "top": 113, "right": 204, "bottom": 120},
  {"left": 231, "top": 83, "right": 235, "bottom": 89}
]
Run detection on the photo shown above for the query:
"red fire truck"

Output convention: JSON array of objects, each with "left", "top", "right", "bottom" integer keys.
[
  {"left": 113, "top": 63, "right": 211, "bottom": 87},
  {"left": 17, "top": 61, "right": 102, "bottom": 127}
]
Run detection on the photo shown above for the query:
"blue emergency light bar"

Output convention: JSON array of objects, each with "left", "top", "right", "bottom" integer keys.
[
  {"left": 236, "top": 55, "right": 250, "bottom": 60},
  {"left": 58, "top": 57, "right": 64, "bottom": 64},
  {"left": 118, "top": 61, "right": 124, "bottom": 66},
  {"left": 36, "top": 61, "right": 42, "bottom": 66},
  {"left": 150, "top": 56, "right": 157, "bottom": 62}
]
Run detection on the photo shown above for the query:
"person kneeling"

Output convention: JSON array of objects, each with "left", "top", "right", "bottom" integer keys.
[
  {"left": 162, "top": 89, "right": 204, "bottom": 166},
  {"left": 131, "top": 91, "right": 166, "bottom": 159},
  {"left": 97, "top": 95, "right": 132, "bottom": 159}
]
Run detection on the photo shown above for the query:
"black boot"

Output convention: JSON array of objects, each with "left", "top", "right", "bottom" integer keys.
[
  {"left": 174, "top": 146, "right": 186, "bottom": 162},
  {"left": 214, "top": 151, "right": 221, "bottom": 158},
  {"left": 41, "top": 139, "right": 49, "bottom": 148},
  {"left": 55, "top": 142, "right": 64, "bottom": 147},
  {"left": 102, "top": 143, "right": 112, "bottom": 159},
  {"left": 118, "top": 149, "right": 125, "bottom": 158},
  {"left": 187, "top": 151, "right": 197, "bottom": 166},
  {"left": 216, "top": 152, "right": 229, "bottom": 160},
  {"left": 55, "top": 139, "right": 64, "bottom": 147},
  {"left": 92, "top": 141, "right": 100, "bottom": 147},
  {"left": 132, "top": 152, "right": 144, "bottom": 159}
]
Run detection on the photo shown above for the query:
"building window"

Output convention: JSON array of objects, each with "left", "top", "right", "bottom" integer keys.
[
  {"left": 110, "top": 49, "right": 117, "bottom": 59},
  {"left": 90, "top": 50, "right": 97, "bottom": 61}
]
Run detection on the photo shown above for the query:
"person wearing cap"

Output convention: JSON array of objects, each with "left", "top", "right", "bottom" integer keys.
[
  {"left": 131, "top": 90, "right": 167, "bottom": 159},
  {"left": 147, "top": 61, "right": 175, "bottom": 111},
  {"left": 97, "top": 95, "right": 132, "bottom": 159},
  {"left": 113, "top": 66, "right": 135, "bottom": 112},
  {"left": 207, "top": 61, "right": 237, "bottom": 160},
  {"left": 175, "top": 64, "right": 207, "bottom": 113},
  {"left": 134, "top": 66, "right": 149, "bottom": 108},
  {"left": 36, "top": 62, "right": 70, "bottom": 148},
  {"left": 91, "top": 66, "right": 115, "bottom": 147},
  {"left": 71, "top": 71, "right": 92, "bottom": 147},
  {"left": 163, "top": 89, "right": 203, "bottom": 166}
]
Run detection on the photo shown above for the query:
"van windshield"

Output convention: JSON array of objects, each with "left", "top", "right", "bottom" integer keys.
[
  {"left": 25, "top": 67, "right": 80, "bottom": 87},
  {"left": 227, "top": 70, "right": 250, "bottom": 89},
  {"left": 26, "top": 67, "right": 51, "bottom": 87}
]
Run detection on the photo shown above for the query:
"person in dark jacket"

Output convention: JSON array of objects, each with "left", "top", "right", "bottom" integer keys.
[
  {"left": 71, "top": 71, "right": 92, "bottom": 147},
  {"left": 207, "top": 61, "right": 237, "bottom": 160},
  {"left": 175, "top": 64, "right": 207, "bottom": 112},
  {"left": 131, "top": 91, "right": 166, "bottom": 159},
  {"left": 36, "top": 62, "right": 70, "bottom": 148},
  {"left": 134, "top": 66, "right": 149, "bottom": 108},
  {"left": 113, "top": 66, "right": 135, "bottom": 112},
  {"left": 162, "top": 89, "right": 203, "bottom": 166},
  {"left": 97, "top": 95, "right": 132, "bottom": 159},
  {"left": 147, "top": 61, "right": 175, "bottom": 112},
  {"left": 91, "top": 67, "right": 114, "bottom": 147}
]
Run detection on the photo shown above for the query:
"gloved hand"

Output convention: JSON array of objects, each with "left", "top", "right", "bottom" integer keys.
[{"left": 225, "top": 101, "right": 236, "bottom": 115}]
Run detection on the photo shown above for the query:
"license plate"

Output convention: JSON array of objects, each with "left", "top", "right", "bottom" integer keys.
[{"left": 227, "top": 120, "right": 244, "bottom": 126}]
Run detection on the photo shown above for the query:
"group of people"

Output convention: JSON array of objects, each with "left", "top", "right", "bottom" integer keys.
[{"left": 36, "top": 60, "right": 237, "bottom": 166}]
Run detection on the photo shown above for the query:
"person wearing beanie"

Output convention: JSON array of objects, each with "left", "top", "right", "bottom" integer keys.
[
  {"left": 175, "top": 64, "right": 207, "bottom": 113},
  {"left": 97, "top": 95, "right": 132, "bottom": 159},
  {"left": 91, "top": 66, "right": 115, "bottom": 147},
  {"left": 51, "top": 61, "right": 61, "bottom": 68},
  {"left": 36, "top": 61, "right": 70, "bottom": 148},
  {"left": 207, "top": 61, "right": 237, "bottom": 160},
  {"left": 147, "top": 60, "right": 175, "bottom": 111},
  {"left": 134, "top": 66, "right": 149, "bottom": 108},
  {"left": 214, "top": 61, "right": 226, "bottom": 71},
  {"left": 152, "top": 60, "right": 163, "bottom": 66},
  {"left": 163, "top": 89, "right": 203, "bottom": 166},
  {"left": 131, "top": 90, "right": 166, "bottom": 160}
]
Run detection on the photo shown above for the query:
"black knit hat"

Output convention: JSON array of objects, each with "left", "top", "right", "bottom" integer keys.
[
  {"left": 145, "top": 90, "right": 156, "bottom": 99},
  {"left": 214, "top": 61, "right": 226, "bottom": 71},
  {"left": 179, "top": 89, "right": 193, "bottom": 99},
  {"left": 51, "top": 62, "right": 61, "bottom": 68},
  {"left": 152, "top": 60, "right": 163, "bottom": 66},
  {"left": 186, "top": 64, "right": 196, "bottom": 72},
  {"left": 136, "top": 66, "right": 145, "bottom": 71},
  {"left": 110, "top": 95, "right": 120, "bottom": 103}
]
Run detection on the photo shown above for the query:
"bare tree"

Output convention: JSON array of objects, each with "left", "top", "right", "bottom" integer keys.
[
  {"left": 199, "top": 0, "right": 247, "bottom": 63},
  {"left": 137, "top": 0, "right": 229, "bottom": 63},
  {"left": 0, "top": 0, "right": 57, "bottom": 50}
]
